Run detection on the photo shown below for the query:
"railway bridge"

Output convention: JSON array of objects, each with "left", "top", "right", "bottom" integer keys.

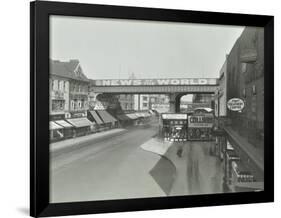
[{"left": 90, "top": 78, "right": 219, "bottom": 112}]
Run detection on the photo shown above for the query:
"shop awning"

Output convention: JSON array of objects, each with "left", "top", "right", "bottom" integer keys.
[
  {"left": 89, "top": 111, "right": 103, "bottom": 125},
  {"left": 50, "top": 121, "right": 63, "bottom": 130},
  {"left": 135, "top": 112, "right": 144, "bottom": 118},
  {"left": 232, "top": 161, "right": 251, "bottom": 175},
  {"left": 143, "top": 112, "right": 151, "bottom": 117},
  {"left": 116, "top": 114, "right": 131, "bottom": 121},
  {"left": 226, "top": 150, "right": 239, "bottom": 160},
  {"left": 126, "top": 113, "right": 138, "bottom": 119},
  {"left": 55, "top": 120, "right": 73, "bottom": 128},
  {"left": 136, "top": 112, "right": 151, "bottom": 117},
  {"left": 96, "top": 110, "right": 117, "bottom": 123},
  {"left": 66, "top": 118, "right": 92, "bottom": 128}
]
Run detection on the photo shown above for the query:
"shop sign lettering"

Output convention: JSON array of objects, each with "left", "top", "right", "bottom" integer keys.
[{"left": 93, "top": 78, "right": 217, "bottom": 86}]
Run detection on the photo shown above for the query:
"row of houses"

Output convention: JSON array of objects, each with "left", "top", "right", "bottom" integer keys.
[
  {"left": 49, "top": 59, "right": 153, "bottom": 142},
  {"left": 50, "top": 109, "right": 152, "bottom": 142}
]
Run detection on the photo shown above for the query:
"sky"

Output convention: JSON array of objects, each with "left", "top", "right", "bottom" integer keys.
[{"left": 50, "top": 15, "right": 244, "bottom": 80}]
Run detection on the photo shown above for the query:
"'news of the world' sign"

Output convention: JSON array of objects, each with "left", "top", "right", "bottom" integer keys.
[{"left": 93, "top": 78, "right": 217, "bottom": 86}]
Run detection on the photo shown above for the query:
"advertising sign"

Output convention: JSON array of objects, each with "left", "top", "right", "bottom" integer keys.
[
  {"left": 162, "top": 113, "right": 188, "bottom": 120},
  {"left": 227, "top": 98, "right": 245, "bottom": 111},
  {"left": 188, "top": 115, "right": 214, "bottom": 128},
  {"left": 93, "top": 78, "right": 217, "bottom": 86}
]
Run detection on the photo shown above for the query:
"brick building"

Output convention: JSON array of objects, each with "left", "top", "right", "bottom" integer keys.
[
  {"left": 218, "top": 27, "right": 264, "bottom": 191},
  {"left": 226, "top": 27, "right": 264, "bottom": 147}
]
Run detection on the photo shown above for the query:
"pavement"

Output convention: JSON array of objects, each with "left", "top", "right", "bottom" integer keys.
[
  {"left": 141, "top": 139, "right": 224, "bottom": 196},
  {"left": 50, "top": 118, "right": 226, "bottom": 202},
  {"left": 50, "top": 128, "right": 127, "bottom": 157},
  {"left": 141, "top": 138, "right": 173, "bottom": 156},
  {"left": 224, "top": 127, "right": 264, "bottom": 172},
  {"left": 50, "top": 123, "right": 167, "bottom": 203}
]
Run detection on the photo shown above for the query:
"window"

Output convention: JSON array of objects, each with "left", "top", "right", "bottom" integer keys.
[
  {"left": 51, "top": 79, "right": 54, "bottom": 90},
  {"left": 71, "top": 100, "right": 75, "bottom": 110},
  {"left": 143, "top": 96, "right": 148, "bottom": 101},
  {"left": 143, "top": 103, "right": 148, "bottom": 107},
  {"left": 53, "top": 80, "right": 58, "bottom": 90},
  {"left": 241, "top": 63, "right": 247, "bottom": 74},
  {"left": 52, "top": 100, "right": 64, "bottom": 111}
]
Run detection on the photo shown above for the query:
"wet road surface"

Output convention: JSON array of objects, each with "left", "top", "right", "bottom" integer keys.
[
  {"left": 165, "top": 141, "right": 224, "bottom": 196},
  {"left": 51, "top": 122, "right": 225, "bottom": 203}
]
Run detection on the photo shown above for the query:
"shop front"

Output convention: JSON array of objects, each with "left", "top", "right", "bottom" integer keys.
[
  {"left": 225, "top": 146, "right": 240, "bottom": 186},
  {"left": 96, "top": 110, "right": 118, "bottom": 129},
  {"left": 187, "top": 114, "right": 214, "bottom": 141},
  {"left": 54, "top": 120, "right": 74, "bottom": 139},
  {"left": 228, "top": 161, "right": 263, "bottom": 192},
  {"left": 116, "top": 114, "right": 132, "bottom": 127},
  {"left": 50, "top": 121, "right": 64, "bottom": 142},
  {"left": 88, "top": 110, "right": 105, "bottom": 132},
  {"left": 124, "top": 113, "right": 139, "bottom": 126},
  {"left": 66, "top": 117, "right": 93, "bottom": 137},
  {"left": 160, "top": 113, "right": 188, "bottom": 142}
]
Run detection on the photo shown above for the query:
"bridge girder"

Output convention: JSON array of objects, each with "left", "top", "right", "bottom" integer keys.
[{"left": 90, "top": 85, "right": 218, "bottom": 94}]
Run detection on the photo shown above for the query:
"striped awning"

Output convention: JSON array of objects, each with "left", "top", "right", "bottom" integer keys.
[
  {"left": 96, "top": 110, "right": 117, "bottom": 123},
  {"left": 125, "top": 113, "right": 138, "bottom": 119},
  {"left": 66, "top": 118, "right": 92, "bottom": 128},
  {"left": 116, "top": 114, "right": 131, "bottom": 121},
  {"left": 55, "top": 120, "right": 73, "bottom": 128},
  {"left": 50, "top": 121, "right": 63, "bottom": 130},
  {"left": 89, "top": 111, "right": 103, "bottom": 124},
  {"left": 135, "top": 112, "right": 150, "bottom": 117}
]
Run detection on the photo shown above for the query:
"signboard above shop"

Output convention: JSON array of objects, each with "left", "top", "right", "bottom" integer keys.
[
  {"left": 227, "top": 98, "right": 245, "bottom": 112},
  {"left": 162, "top": 113, "right": 188, "bottom": 120},
  {"left": 188, "top": 115, "right": 214, "bottom": 128},
  {"left": 92, "top": 78, "right": 218, "bottom": 86}
]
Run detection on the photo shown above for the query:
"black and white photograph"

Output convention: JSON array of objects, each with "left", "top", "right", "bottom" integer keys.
[{"left": 49, "top": 15, "right": 265, "bottom": 203}]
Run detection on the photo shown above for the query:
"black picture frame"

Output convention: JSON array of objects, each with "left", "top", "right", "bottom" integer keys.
[{"left": 30, "top": 1, "right": 274, "bottom": 217}]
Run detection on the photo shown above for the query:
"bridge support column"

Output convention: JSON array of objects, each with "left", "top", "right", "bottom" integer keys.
[
  {"left": 169, "top": 93, "right": 182, "bottom": 113},
  {"left": 169, "top": 93, "right": 176, "bottom": 113}
]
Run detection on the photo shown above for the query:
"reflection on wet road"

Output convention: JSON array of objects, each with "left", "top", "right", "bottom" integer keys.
[
  {"left": 150, "top": 141, "right": 224, "bottom": 196},
  {"left": 51, "top": 120, "right": 225, "bottom": 203}
]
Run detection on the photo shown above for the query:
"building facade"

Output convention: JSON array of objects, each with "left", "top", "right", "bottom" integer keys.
[
  {"left": 215, "top": 58, "right": 228, "bottom": 117},
  {"left": 134, "top": 94, "right": 149, "bottom": 111},
  {"left": 226, "top": 27, "right": 264, "bottom": 147},
  {"left": 192, "top": 93, "right": 214, "bottom": 109},
  {"left": 118, "top": 94, "right": 135, "bottom": 111},
  {"left": 216, "top": 27, "right": 265, "bottom": 191},
  {"left": 51, "top": 59, "right": 90, "bottom": 118}
]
